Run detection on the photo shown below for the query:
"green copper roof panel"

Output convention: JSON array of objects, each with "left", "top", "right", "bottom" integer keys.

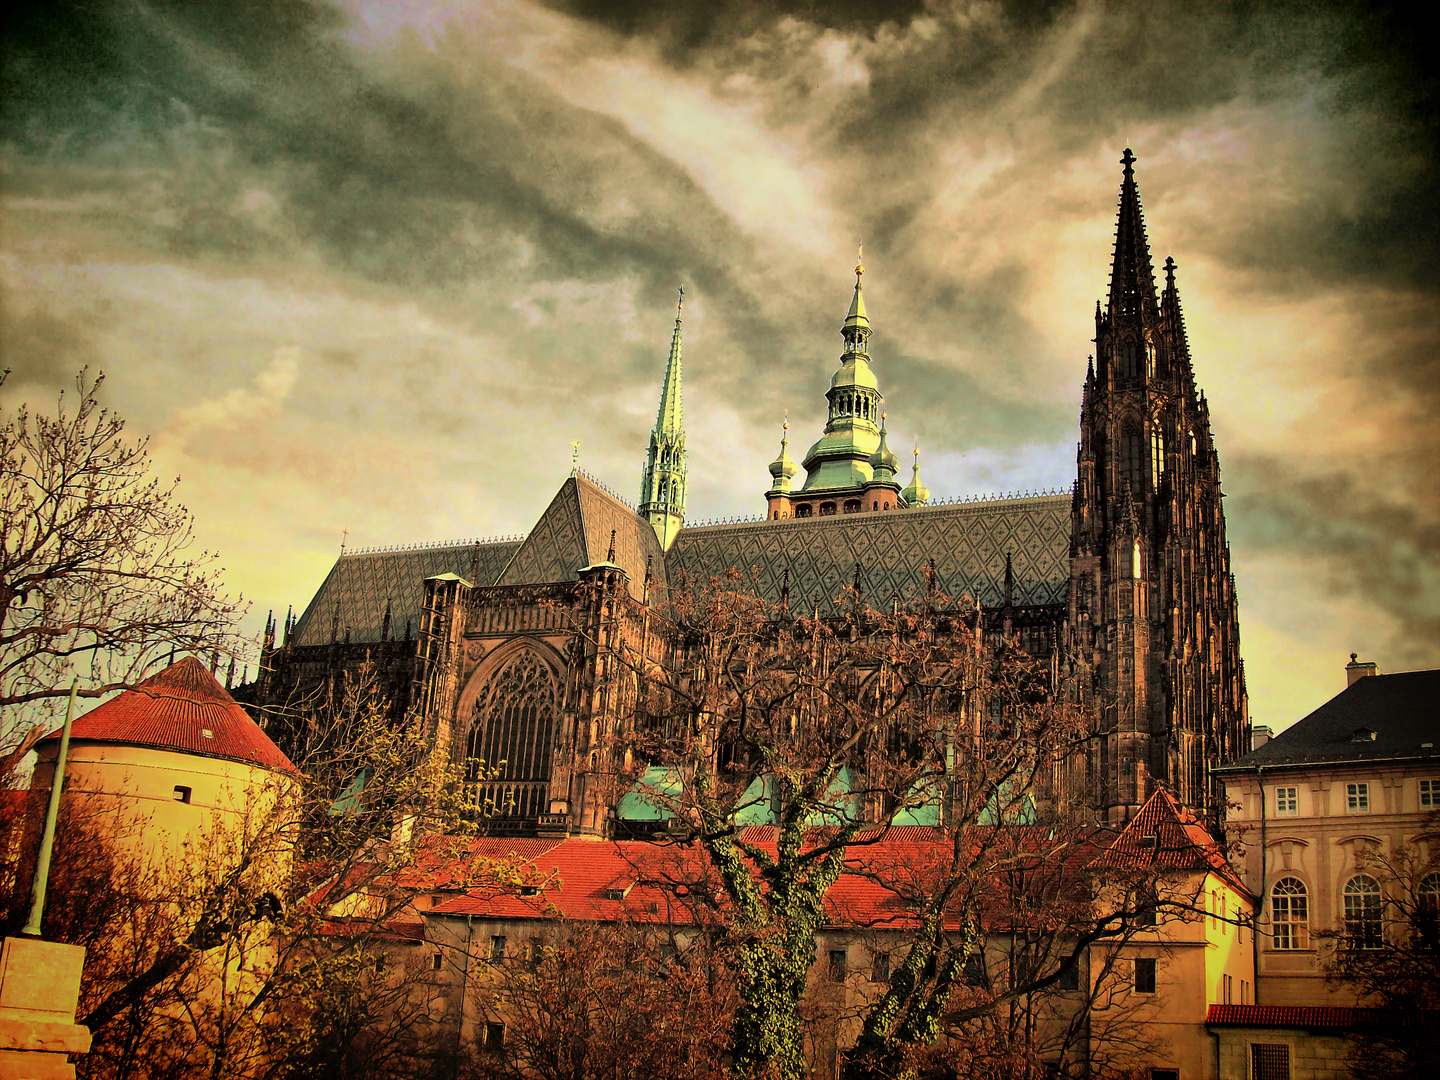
[
  {"left": 666, "top": 494, "right": 1071, "bottom": 612},
  {"left": 291, "top": 540, "right": 522, "bottom": 647}
]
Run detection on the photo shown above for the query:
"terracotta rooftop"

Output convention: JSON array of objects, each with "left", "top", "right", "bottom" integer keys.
[
  {"left": 39, "top": 656, "right": 297, "bottom": 774},
  {"left": 1087, "top": 789, "right": 1250, "bottom": 898},
  {"left": 1206, "top": 1004, "right": 1430, "bottom": 1030}
]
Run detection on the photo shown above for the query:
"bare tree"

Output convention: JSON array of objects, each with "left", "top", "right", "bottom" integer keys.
[
  {"left": 564, "top": 569, "right": 1094, "bottom": 1080},
  {"left": 1322, "top": 839, "right": 1440, "bottom": 1080},
  {"left": 471, "top": 919, "right": 736, "bottom": 1080},
  {"left": 1, "top": 669, "right": 512, "bottom": 1080},
  {"left": 0, "top": 368, "right": 243, "bottom": 735}
]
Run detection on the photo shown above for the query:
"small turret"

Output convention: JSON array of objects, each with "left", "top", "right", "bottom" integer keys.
[
  {"left": 768, "top": 417, "right": 797, "bottom": 491},
  {"left": 901, "top": 445, "right": 930, "bottom": 506},
  {"left": 868, "top": 414, "right": 899, "bottom": 481}
]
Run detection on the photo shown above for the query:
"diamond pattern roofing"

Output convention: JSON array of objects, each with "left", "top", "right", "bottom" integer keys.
[
  {"left": 288, "top": 485, "right": 1067, "bottom": 650},
  {"left": 667, "top": 494, "right": 1071, "bottom": 612},
  {"left": 291, "top": 540, "right": 522, "bottom": 648},
  {"left": 496, "top": 474, "right": 666, "bottom": 599},
  {"left": 39, "top": 656, "right": 296, "bottom": 774}
]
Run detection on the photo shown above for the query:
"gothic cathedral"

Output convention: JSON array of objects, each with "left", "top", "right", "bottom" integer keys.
[{"left": 250, "top": 151, "right": 1248, "bottom": 829}]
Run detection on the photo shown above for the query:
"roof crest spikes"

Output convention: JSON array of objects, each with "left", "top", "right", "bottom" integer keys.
[
  {"left": 575, "top": 468, "right": 637, "bottom": 509},
  {"left": 344, "top": 534, "right": 529, "bottom": 557}
]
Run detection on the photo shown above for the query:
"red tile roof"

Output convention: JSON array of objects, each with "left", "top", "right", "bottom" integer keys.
[
  {"left": 1206, "top": 1005, "right": 1425, "bottom": 1030},
  {"left": 431, "top": 828, "right": 1111, "bottom": 932},
  {"left": 391, "top": 835, "right": 565, "bottom": 890},
  {"left": 38, "top": 657, "right": 296, "bottom": 774},
  {"left": 1088, "top": 789, "right": 1250, "bottom": 897}
]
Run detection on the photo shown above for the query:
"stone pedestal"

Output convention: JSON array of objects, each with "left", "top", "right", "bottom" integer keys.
[{"left": 0, "top": 936, "right": 91, "bottom": 1080}]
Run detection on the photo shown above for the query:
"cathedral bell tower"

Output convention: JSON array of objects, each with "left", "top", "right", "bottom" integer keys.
[
  {"left": 766, "top": 253, "right": 907, "bottom": 519},
  {"left": 1069, "top": 149, "right": 1248, "bottom": 823},
  {"left": 639, "top": 288, "right": 687, "bottom": 551}
]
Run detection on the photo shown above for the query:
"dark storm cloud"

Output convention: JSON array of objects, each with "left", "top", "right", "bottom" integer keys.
[
  {"left": 3, "top": 0, "right": 1437, "bottom": 705},
  {"left": 1229, "top": 454, "right": 1440, "bottom": 662}
]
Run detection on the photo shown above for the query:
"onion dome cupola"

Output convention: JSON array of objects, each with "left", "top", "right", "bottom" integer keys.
[
  {"left": 767, "top": 416, "right": 798, "bottom": 493},
  {"left": 867, "top": 413, "right": 899, "bottom": 482},
  {"left": 639, "top": 286, "right": 688, "bottom": 551},
  {"left": 798, "top": 251, "right": 887, "bottom": 493},
  {"left": 901, "top": 444, "right": 930, "bottom": 506}
]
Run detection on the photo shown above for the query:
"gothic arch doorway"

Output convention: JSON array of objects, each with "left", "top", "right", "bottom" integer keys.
[{"left": 466, "top": 649, "right": 558, "bottom": 820}]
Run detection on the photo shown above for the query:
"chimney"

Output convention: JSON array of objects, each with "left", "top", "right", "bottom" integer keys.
[
  {"left": 1346, "top": 653, "right": 1379, "bottom": 687},
  {"left": 1250, "top": 725, "right": 1273, "bottom": 751}
]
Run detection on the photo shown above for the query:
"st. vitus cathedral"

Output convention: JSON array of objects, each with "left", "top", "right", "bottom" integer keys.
[{"left": 248, "top": 151, "right": 1248, "bottom": 830}]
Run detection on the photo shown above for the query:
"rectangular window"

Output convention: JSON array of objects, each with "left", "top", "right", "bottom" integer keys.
[
  {"left": 484, "top": 1022, "right": 504, "bottom": 1052},
  {"left": 1150, "top": 1071, "right": 1179, "bottom": 1080},
  {"left": 1347, "top": 783, "right": 1370, "bottom": 812},
  {"left": 962, "top": 952, "right": 988, "bottom": 987},
  {"left": 1275, "top": 787, "right": 1297, "bottom": 815},
  {"left": 1057, "top": 961, "right": 1080, "bottom": 991},
  {"left": 828, "top": 949, "right": 847, "bottom": 984},
  {"left": 528, "top": 939, "right": 543, "bottom": 969},
  {"left": 1223, "top": 973, "right": 1232, "bottom": 1003},
  {"left": 431, "top": 953, "right": 443, "bottom": 971},
  {"left": 1251, "top": 1044, "right": 1290, "bottom": 1080},
  {"left": 871, "top": 951, "right": 890, "bottom": 983},
  {"left": 489, "top": 936, "right": 506, "bottom": 962},
  {"left": 1135, "top": 957, "right": 1157, "bottom": 994},
  {"left": 173, "top": 785, "right": 192, "bottom": 803},
  {"left": 1422, "top": 779, "right": 1438, "bottom": 808}
]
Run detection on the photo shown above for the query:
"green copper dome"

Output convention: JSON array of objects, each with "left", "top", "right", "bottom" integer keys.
[
  {"left": 901, "top": 446, "right": 930, "bottom": 505},
  {"left": 768, "top": 419, "right": 798, "bottom": 488},
  {"left": 868, "top": 415, "right": 899, "bottom": 478}
]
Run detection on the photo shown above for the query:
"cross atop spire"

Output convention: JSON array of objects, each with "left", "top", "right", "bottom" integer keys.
[{"left": 1107, "top": 148, "right": 1160, "bottom": 326}]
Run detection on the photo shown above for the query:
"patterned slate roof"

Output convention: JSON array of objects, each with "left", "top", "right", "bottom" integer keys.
[
  {"left": 39, "top": 657, "right": 297, "bottom": 773},
  {"left": 666, "top": 494, "right": 1071, "bottom": 612},
  {"left": 496, "top": 474, "right": 666, "bottom": 600},
  {"left": 291, "top": 540, "right": 522, "bottom": 647}
]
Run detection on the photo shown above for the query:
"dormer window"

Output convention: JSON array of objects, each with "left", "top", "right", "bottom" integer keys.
[
  {"left": 1137, "top": 835, "right": 1157, "bottom": 850},
  {"left": 1351, "top": 728, "right": 1377, "bottom": 743}
]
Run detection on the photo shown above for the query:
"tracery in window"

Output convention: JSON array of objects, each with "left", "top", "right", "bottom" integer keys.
[
  {"left": 1271, "top": 877, "right": 1309, "bottom": 950},
  {"left": 467, "top": 651, "right": 557, "bottom": 819},
  {"left": 1150, "top": 429, "right": 1164, "bottom": 490}
]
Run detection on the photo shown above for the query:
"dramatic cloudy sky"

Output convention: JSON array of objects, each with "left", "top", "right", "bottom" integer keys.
[{"left": 3, "top": 0, "right": 1436, "bottom": 731}]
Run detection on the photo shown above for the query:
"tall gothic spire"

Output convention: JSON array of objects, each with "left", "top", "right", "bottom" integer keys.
[
  {"left": 639, "top": 287, "right": 687, "bottom": 551},
  {"left": 1107, "top": 148, "right": 1160, "bottom": 326},
  {"left": 655, "top": 286, "right": 684, "bottom": 436}
]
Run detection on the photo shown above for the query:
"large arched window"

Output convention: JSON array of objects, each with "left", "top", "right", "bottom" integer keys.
[
  {"left": 1344, "top": 875, "right": 1384, "bottom": 949},
  {"left": 1416, "top": 872, "right": 1440, "bottom": 946},
  {"left": 1271, "top": 878, "right": 1309, "bottom": 950},
  {"left": 467, "top": 651, "right": 558, "bottom": 819}
]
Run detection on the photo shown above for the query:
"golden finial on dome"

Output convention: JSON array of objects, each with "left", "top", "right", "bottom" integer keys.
[{"left": 855, "top": 241, "right": 864, "bottom": 277}]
